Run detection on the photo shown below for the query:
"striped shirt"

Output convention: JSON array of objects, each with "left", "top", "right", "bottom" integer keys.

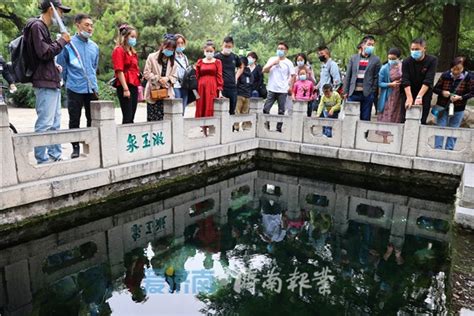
[{"left": 355, "top": 57, "right": 369, "bottom": 91}]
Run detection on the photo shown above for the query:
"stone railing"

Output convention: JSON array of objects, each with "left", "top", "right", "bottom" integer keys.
[{"left": 1, "top": 98, "right": 473, "bottom": 213}]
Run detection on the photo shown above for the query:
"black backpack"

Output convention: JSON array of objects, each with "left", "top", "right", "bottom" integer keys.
[
  {"left": 181, "top": 65, "right": 198, "bottom": 90},
  {"left": 9, "top": 19, "right": 37, "bottom": 83}
]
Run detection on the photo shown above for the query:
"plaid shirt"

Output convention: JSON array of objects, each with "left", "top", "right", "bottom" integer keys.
[{"left": 433, "top": 70, "right": 473, "bottom": 111}]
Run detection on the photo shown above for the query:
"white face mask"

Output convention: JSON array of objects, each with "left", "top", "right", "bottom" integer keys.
[
  {"left": 222, "top": 47, "right": 232, "bottom": 55},
  {"left": 205, "top": 52, "right": 214, "bottom": 60}
]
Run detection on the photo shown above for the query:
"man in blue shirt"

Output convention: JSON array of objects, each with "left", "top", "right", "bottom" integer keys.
[
  {"left": 316, "top": 46, "right": 341, "bottom": 97},
  {"left": 57, "top": 13, "right": 99, "bottom": 158}
]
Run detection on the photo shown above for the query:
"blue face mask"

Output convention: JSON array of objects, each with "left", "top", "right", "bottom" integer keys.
[
  {"left": 163, "top": 49, "right": 174, "bottom": 57},
  {"left": 364, "top": 46, "right": 374, "bottom": 56},
  {"left": 80, "top": 31, "right": 92, "bottom": 39},
  {"left": 411, "top": 50, "right": 423, "bottom": 60},
  {"left": 388, "top": 60, "right": 398, "bottom": 66},
  {"left": 128, "top": 38, "right": 137, "bottom": 47},
  {"left": 299, "top": 75, "right": 307, "bottom": 81},
  {"left": 276, "top": 49, "right": 285, "bottom": 57},
  {"left": 297, "top": 61, "right": 305, "bottom": 67},
  {"left": 176, "top": 46, "right": 185, "bottom": 53}
]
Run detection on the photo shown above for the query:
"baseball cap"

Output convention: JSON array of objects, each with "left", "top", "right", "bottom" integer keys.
[{"left": 39, "top": 0, "right": 71, "bottom": 13}]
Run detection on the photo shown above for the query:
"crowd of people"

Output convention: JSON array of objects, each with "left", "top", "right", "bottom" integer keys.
[{"left": 1, "top": 0, "right": 473, "bottom": 164}]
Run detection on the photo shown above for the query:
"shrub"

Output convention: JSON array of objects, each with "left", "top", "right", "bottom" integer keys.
[
  {"left": 8, "top": 80, "right": 119, "bottom": 108},
  {"left": 97, "top": 80, "right": 119, "bottom": 107},
  {"left": 8, "top": 84, "right": 36, "bottom": 108}
]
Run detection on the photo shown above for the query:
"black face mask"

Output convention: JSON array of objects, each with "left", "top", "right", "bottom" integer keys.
[{"left": 319, "top": 55, "right": 327, "bottom": 62}]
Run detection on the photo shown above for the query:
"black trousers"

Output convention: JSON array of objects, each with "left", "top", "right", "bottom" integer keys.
[
  {"left": 67, "top": 89, "right": 93, "bottom": 148},
  {"left": 117, "top": 85, "right": 138, "bottom": 124},
  {"left": 222, "top": 88, "right": 238, "bottom": 115},
  {"left": 401, "top": 91, "right": 433, "bottom": 124}
]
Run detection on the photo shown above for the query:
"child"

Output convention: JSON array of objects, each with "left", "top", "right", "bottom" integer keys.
[
  {"left": 292, "top": 67, "right": 316, "bottom": 116},
  {"left": 316, "top": 84, "right": 342, "bottom": 137},
  {"left": 235, "top": 56, "right": 254, "bottom": 131}
]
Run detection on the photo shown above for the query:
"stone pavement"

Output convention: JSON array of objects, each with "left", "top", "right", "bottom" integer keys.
[{"left": 7, "top": 102, "right": 194, "bottom": 133}]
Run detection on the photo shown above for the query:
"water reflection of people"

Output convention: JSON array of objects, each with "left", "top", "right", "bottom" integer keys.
[
  {"left": 284, "top": 208, "right": 308, "bottom": 240},
  {"left": 124, "top": 248, "right": 149, "bottom": 302},
  {"left": 150, "top": 241, "right": 196, "bottom": 294},
  {"left": 38, "top": 265, "right": 112, "bottom": 316},
  {"left": 258, "top": 197, "right": 287, "bottom": 251},
  {"left": 193, "top": 216, "right": 221, "bottom": 253},
  {"left": 306, "top": 211, "right": 332, "bottom": 255}
]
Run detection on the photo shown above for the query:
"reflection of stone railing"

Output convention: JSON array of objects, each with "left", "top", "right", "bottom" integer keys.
[{"left": 1, "top": 98, "right": 473, "bottom": 212}]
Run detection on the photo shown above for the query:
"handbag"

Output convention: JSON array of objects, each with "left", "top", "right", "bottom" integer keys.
[
  {"left": 258, "top": 83, "right": 267, "bottom": 99},
  {"left": 150, "top": 85, "right": 168, "bottom": 101}
]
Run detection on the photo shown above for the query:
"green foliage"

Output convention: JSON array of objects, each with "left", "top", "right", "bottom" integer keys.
[
  {"left": 8, "top": 83, "right": 36, "bottom": 108},
  {"left": 97, "top": 79, "right": 119, "bottom": 107},
  {"left": 235, "top": 0, "right": 473, "bottom": 71}
]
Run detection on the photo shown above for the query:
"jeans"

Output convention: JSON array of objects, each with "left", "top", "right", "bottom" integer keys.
[
  {"left": 348, "top": 91, "right": 374, "bottom": 121},
  {"left": 174, "top": 87, "right": 189, "bottom": 115},
  {"left": 263, "top": 91, "right": 287, "bottom": 131},
  {"left": 434, "top": 110, "right": 464, "bottom": 150},
  {"left": 222, "top": 88, "right": 238, "bottom": 115},
  {"left": 117, "top": 85, "right": 138, "bottom": 124},
  {"left": 67, "top": 89, "right": 92, "bottom": 150},
  {"left": 34, "top": 87, "right": 62, "bottom": 164}
]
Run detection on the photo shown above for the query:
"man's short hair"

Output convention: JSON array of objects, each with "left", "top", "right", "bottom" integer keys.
[
  {"left": 411, "top": 37, "right": 426, "bottom": 46},
  {"left": 318, "top": 45, "right": 331, "bottom": 56},
  {"left": 223, "top": 36, "right": 234, "bottom": 44},
  {"left": 75, "top": 13, "right": 92, "bottom": 24},
  {"left": 278, "top": 41, "right": 289, "bottom": 50},
  {"left": 361, "top": 35, "right": 376, "bottom": 44}
]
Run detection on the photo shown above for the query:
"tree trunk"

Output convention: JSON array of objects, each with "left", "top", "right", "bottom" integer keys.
[
  {"left": 438, "top": 4, "right": 461, "bottom": 71},
  {"left": 0, "top": 12, "right": 24, "bottom": 32}
]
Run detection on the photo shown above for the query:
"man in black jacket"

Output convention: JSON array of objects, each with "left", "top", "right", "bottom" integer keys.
[
  {"left": 0, "top": 54, "right": 17, "bottom": 103},
  {"left": 24, "top": 0, "right": 71, "bottom": 164},
  {"left": 401, "top": 38, "right": 438, "bottom": 124}
]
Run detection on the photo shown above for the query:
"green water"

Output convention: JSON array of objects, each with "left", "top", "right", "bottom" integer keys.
[{"left": 0, "top": 170, "right": 453, "bottom": 316}]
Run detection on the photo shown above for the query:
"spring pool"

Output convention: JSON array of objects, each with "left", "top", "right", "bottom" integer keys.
[{"left": 0, "top": 167, "right": 455, "bottom": 316}]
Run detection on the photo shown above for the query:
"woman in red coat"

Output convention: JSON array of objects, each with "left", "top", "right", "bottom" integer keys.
[{"left": 195, "top": 40, "right": 223, "bottom": 135}]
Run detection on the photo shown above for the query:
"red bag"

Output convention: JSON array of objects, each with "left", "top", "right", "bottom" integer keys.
[{"left": 138, "top": 85, "right": 145, "bottom": 102}]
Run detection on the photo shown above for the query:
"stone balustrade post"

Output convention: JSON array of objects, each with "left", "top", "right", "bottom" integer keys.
[
  {"left": 0, "top": 102, "right": 18, "bottom": 187},
  {"left": 249, "top": 97, "right": 264, "bottom": 114},
  {"left": 91, "top": 101, "right": 118, "bottom": 167},
  {"left": 341, "top": 101, "right": 360, "bottom": 148},
  {"left": 250, "top": 98, "right": 264, "bottom": 138},
  {"left": 401, "top": 105, "right": 422, "bottom": 156},
  {"left": 291, "top": 101, "right": 307, "bottom": 142},
  {"left": 214, "top": 98, "right": 230, "bottom": 144},
  {"left": 163, "top": 98, "right": 184, "bottom": 153}
]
